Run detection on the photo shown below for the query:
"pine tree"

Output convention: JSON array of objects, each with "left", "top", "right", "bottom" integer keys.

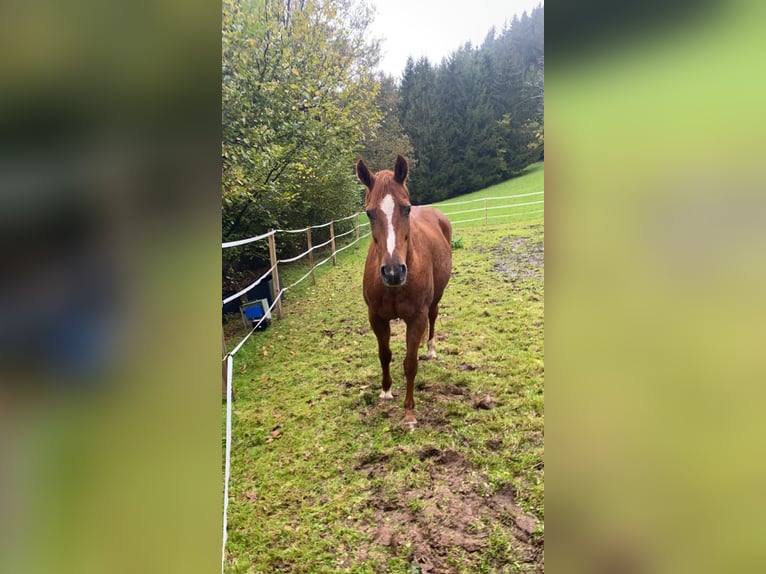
[{"left": 395, "top": 4, "right": 544, "bottom": 199}]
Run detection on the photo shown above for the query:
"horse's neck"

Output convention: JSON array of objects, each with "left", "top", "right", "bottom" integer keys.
[{"left": 406, "top": 223, "right": 427, "bottom": 267}]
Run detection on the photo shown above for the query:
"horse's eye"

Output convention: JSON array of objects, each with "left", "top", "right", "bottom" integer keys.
[
  {"left": 402, "top": 205, "right": 411, "bottom": 216},
  {"left": 365, "top": 209, "right": 375, "bottom": 220}
]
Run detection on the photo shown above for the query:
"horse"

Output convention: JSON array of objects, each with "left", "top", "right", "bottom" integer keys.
[{"left": 356, "top": 155, "right": 452, "bottom": 428}]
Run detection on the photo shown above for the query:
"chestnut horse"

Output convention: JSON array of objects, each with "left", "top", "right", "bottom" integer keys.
[{"left": 356, "top": 155, "right": 452, "bottom": 428}]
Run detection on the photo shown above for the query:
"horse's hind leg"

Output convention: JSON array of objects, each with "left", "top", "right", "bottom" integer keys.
[
  {"left": 370, "top": 315, "right": 393, "bottom": 399},
  {"left": 425, "top": 303, "right": 439, "bottom": 360}
]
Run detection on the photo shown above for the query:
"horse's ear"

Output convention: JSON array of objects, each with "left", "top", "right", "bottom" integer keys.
[
  {"left": 393, "top": 155, "right": 409, "bottom": 184},
  {"left": 356, "top": 159, "right": 375, "bottom": 190}
]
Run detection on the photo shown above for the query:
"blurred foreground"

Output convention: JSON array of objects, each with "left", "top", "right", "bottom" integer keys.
[
  {"left": 547, "top": 1, "right": 766, "bottom": 572},
  {"left": 0, "top": 1, "right": 221, "bottom": 572}
]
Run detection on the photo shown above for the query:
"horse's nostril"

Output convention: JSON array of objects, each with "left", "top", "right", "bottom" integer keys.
[{"left": 381, "top": 264, "right": 405, "bottom": 285}]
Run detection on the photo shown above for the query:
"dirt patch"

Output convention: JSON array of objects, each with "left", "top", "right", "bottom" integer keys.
[
  {"left": 347, "top": 326, "right": 370, "bottom": 336},
  {"left": 485, "top": 438, "right": 503, "bottom": 451},
  {"left": 491, "top": 484, "right": 542, "bottom": 541},
  {"left": 472, "top": 393, "right": 497, "bottom": 410},
  {"left": 417, "top": 445, "right": 442, "bottom": 460},
  {"left": 356, "top": 450, "right": 392, "bottom": 469},
  {"left": 491, "top": 229, "right": 544, "bottom": 283},
  {"left": 356, "top": 446, "right": 543, "bottom": 573}
]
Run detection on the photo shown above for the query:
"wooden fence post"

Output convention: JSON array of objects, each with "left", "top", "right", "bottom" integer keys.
[
  {"left": 330, "top": 220, "right": 337, "bottom": 266},
  {"left": 306, "top": 226, "right": 316, "bottom": 285},
  {"left": 267, "top": 230, "right": 283, "bottom": 319}
]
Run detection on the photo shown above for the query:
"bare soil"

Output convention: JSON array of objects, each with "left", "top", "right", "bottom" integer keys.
[
  {"left": 354, "top": 441, "right": 543, "bottom": 573},
  {"left": 491, "top": 225, "right": 544, "bottom": 284}
]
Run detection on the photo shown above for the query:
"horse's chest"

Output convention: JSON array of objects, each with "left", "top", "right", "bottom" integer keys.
[
  {"left": 378, "top": 297, "right": 411, "bottom": 320},
  {"left": 364, "top": 252, "right": 435, "bottom": 320},
  {"left": 367, "top": 287, "right": 427, "bottom": 320}
]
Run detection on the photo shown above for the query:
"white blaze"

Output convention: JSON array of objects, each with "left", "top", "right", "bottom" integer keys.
[{"left": 380, "top": 194, "right": 396, "bottom": 256}]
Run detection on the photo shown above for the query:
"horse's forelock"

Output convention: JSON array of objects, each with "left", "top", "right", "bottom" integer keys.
[{"left": 367, "top": 170, "right": 409, "bottom": 209}]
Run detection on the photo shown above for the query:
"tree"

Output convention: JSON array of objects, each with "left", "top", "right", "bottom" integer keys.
[
  {"left": 222, "top": 0, "right": 382, "bottom": 286},
  {"left": 395, "top": 5, "right": 544, "bottom": 201},
  {"left": 399, "top": 57, "right": 447, "bottom": 203},
  {"left": 489, "top": 7, "right": 544, "bottom": 174},
  {"left": 222, "top": 0, "right": 380, "bottom": 236},
  {"left": 358, "top": 73, "right": 414, "bottom": 174}
]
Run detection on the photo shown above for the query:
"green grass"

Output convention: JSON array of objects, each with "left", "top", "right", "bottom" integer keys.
[
  {"left": 223, "top": 170, "right": 544, "bottom": 573},
  {"left": 431, "top": 162, "right": 544, "bottom": 229}
]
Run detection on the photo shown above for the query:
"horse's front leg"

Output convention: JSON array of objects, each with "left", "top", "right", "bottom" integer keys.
[
  {"left": 370, "top": 314, "right": 393, "bottom": 400},
  {"left": 403, "top": 311, "right": 428, "bottom": 427}
]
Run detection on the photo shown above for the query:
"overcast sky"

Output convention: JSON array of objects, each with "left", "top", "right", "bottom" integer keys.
[{"left": 368, "top": 0, "right": 543, "bottom": 79}]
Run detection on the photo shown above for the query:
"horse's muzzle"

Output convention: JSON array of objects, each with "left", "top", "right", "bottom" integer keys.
[{"left": 380, "top": 263, "right": 407, "bottom": 286}]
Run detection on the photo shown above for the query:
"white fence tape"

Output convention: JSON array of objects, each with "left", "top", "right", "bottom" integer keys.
[
  {"left": 222, "top": 262, "right": 278, "bottom": 306},
  {"left": 279, "top": 220, "right": 332, "bottom": 233},
  {"left": 451, "top": 208, "right": 545, "bottom": 226},
  {"left": 429, "top": 190, "right": 543, "bottom": 208},
  {"left": 310, "top": 237, "right": 334, "bottom": 251},
  {"left": 278, "top": 245, "right": 315, "bottom": 264},
  {"left": 228, "top": 292, "right": 284, "bottom": 357},
  {"left": 222, "top": 355, "right": 233, "bottom": 574},
  {"left": 222, "top": 229, "right": 275, "bottom": 249},
  {"left": 442, "top": 199, "right": 544, "bottom": 218},
  {"left": 334, "top": 228, "right": 356, "bottom": 240}
]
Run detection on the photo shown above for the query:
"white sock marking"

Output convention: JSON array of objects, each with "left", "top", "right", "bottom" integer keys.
[
  {"left": 379, "top": 390, "right": 394, "bottom": 400},
  {"left": 380, "top": 194, "right": 396, "bottom": 256},
  {"left": 427, "top": 338, "right": 436, "bottom": 360}
]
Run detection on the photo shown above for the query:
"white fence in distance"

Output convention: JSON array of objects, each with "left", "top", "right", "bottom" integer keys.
[{"left": 430, "top": 191, "right": 544, "bottom": 226}]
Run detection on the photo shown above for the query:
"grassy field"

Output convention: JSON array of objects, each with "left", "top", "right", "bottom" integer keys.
[
  {"left": 432, "top": 163, "right": 544, "bottom": 230},
  {"left": 223, "top": 169, "right": 544, "bottom": 573}
]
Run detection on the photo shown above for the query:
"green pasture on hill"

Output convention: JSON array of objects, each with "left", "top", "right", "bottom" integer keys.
[
  {"left": 431, "top": 162, "right": 544, "bottom": 230},
  {"left": 222, "top": 168, "right": 544, "bottom": 573}
]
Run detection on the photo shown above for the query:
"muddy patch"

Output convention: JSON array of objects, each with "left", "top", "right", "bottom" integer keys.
[
  {"left": 491, "top": 229, "right": 544, "bottom": 283},
  {"left": 356, "top": 446, "right": 543, "bottom": 573}
]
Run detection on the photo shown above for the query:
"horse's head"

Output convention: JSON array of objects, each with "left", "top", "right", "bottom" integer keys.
[{"left": 356, "top": 155, "right": 412, "bottom": 287}]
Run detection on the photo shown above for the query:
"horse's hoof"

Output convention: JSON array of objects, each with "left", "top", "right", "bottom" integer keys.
[
  {"left": 379, "top": 390, "right": 394, "bottom": 400},
  {"left": 405, "top": 421, "right": 417, "bottom": 432}
]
